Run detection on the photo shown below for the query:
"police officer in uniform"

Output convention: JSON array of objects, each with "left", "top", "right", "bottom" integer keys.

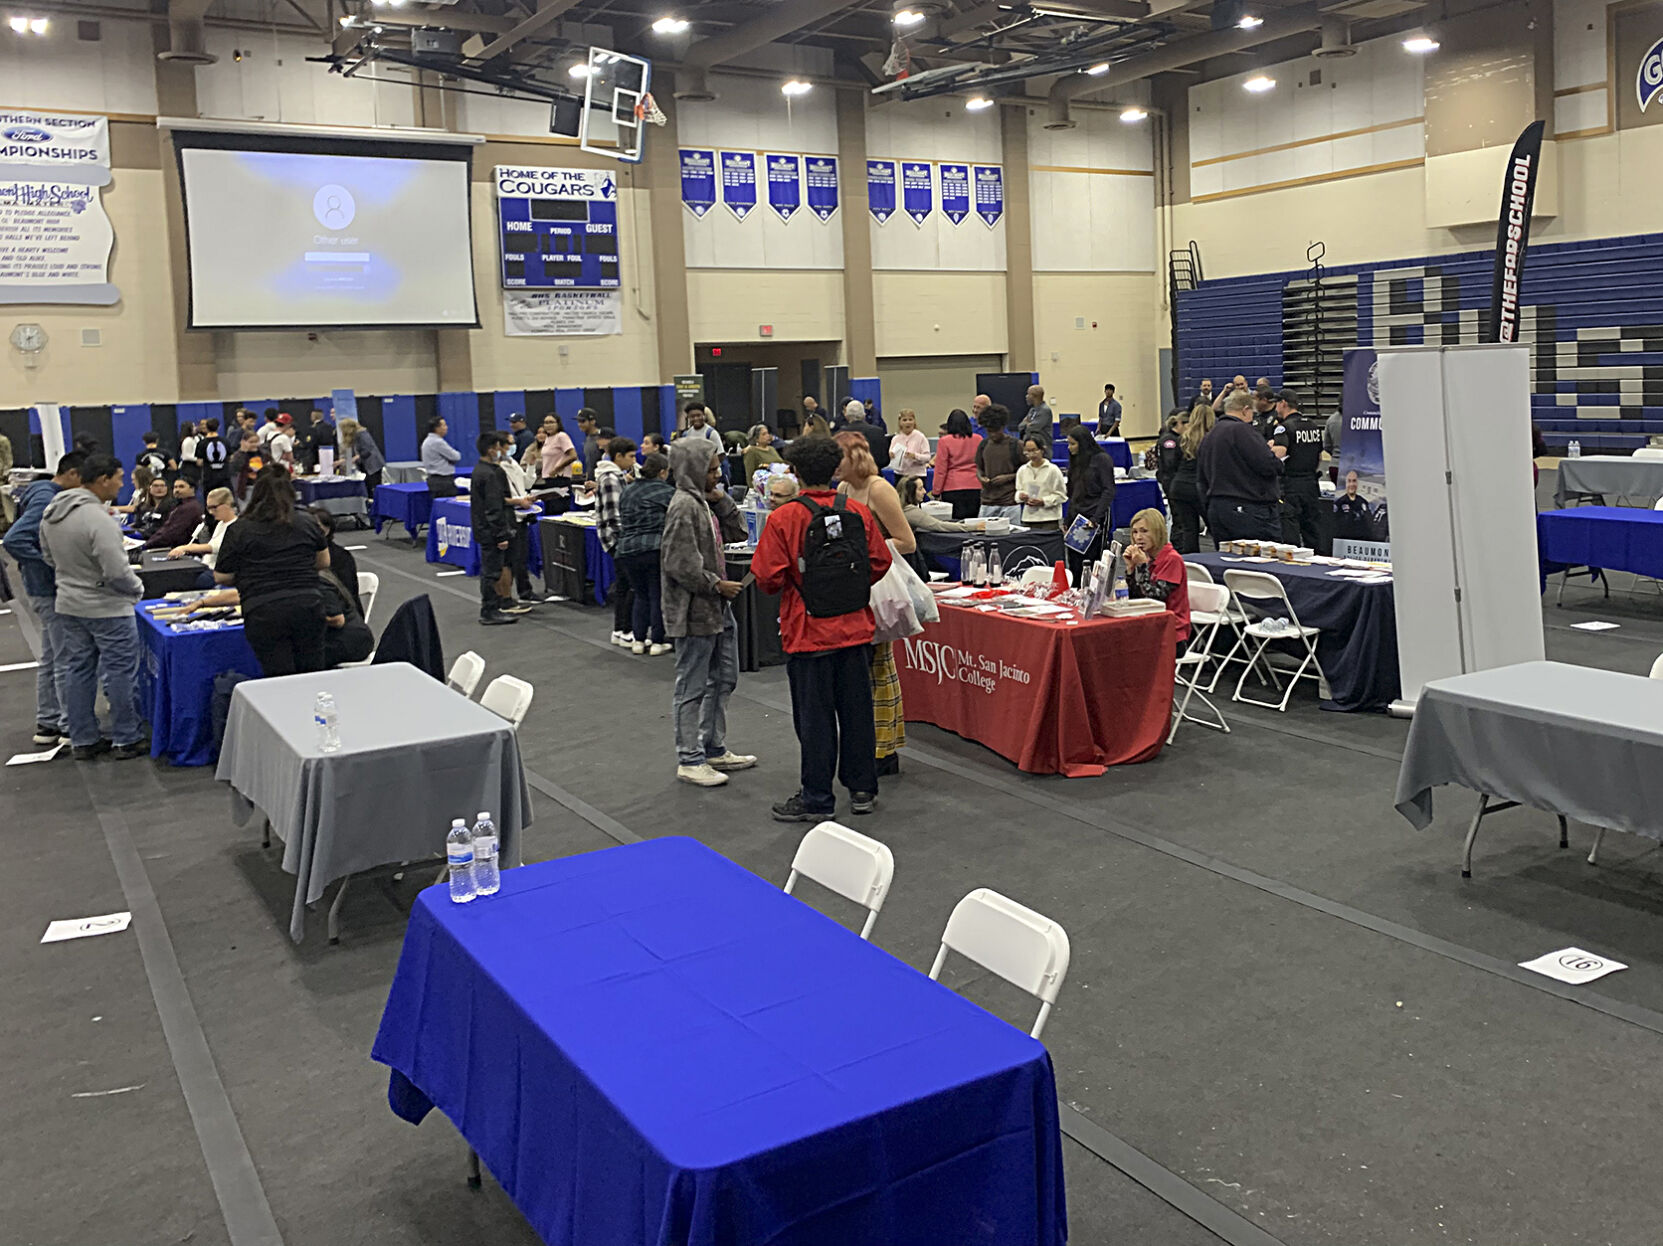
[
  {"left": 1272, "top": 390, "right": 1328, "bottom": 551},
  {"left": 1332, "top": 470, "right": 1375, "bottom": 545},
  {"left": 1250, "top": 386, "right": 1281, "bottom": 441}
]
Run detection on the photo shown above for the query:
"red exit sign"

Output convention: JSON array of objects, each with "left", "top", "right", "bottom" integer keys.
[{"left": 759, "top": 324, "right": 774, "bottom": 337}]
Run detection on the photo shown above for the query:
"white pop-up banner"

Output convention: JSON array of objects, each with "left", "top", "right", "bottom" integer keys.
[{"left": 0, "top": 111, "right": 118, "bottom": 306}]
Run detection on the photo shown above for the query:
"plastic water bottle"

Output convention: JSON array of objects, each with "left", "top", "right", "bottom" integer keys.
[
  {"left": 1568, "top": 439, "right": 1581, "bottom": 458},
  {"left": 313, "top": 691, "right": 340, "bottom": 753},
  {"left": 988, "top": 544, "right": 1004, "bottom": 587},
  {"left": 446, "top": 819, "right": 476, "bottom": 904},
  {"left": 967, "top": 543, "right": 985, "bottom": 587},
  {"left": 471, "top": 811, "right": 500, "bottom": 897},
  {"left": 1112, "top": 565, "right": 1130, "bottom": 603}
]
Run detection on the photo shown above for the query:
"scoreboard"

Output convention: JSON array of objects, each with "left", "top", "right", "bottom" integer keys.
[{"left": 495, "top": 165, "right": 620, "bottom": 290}]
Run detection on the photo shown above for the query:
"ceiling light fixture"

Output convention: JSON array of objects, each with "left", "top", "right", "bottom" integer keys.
[
  {"left": 1085, "top": 62, "right": 1110, "bottom": 76},
  {"left": 338, "top": 14, "right": 353, "bottom": 25},
  {"left": 651, "top": 16, "right": 689, "bottom": 34},
  {"left": 1402, "top": 35, "right": 1439, "bottom": 53},
  {"left": 1243, "top": 75, "right": 1275, "bottom": 93},
  {"left": 29, "top": 15, "right": 46, "bottom": 31},
  {"left": 1237, "top": 13, "right": 1263, "bottom": 29},
  {"left": 569, "top": 62, "right": 592, "bottom": 78},
  {"left": 892, "top": 9, "right": 925, "bottom": 27},
  {"left": 965, "top": 96, "right": 993, "bottom": 111},
  {"left": 1120, "top": 106, "right": 1148, "bottom": 122},
  {"left": 781, "top": 79, "right": 813, "bottom": 96},
  {"left": 7, "top": 15, "right": 27, "bottom": 31}
]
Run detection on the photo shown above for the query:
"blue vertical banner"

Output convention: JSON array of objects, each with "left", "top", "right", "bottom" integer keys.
[
  {"left": 765, "top": 153, "right": 801, "bottom": 221},
  {"left": 679, "top": 148, "right": 716, "bottom": 218},
  {"left": 720, "top": 151, "right": 757, "bottom": 221},
  {"left": 331, "top": 388, "right": 358, "bottom": 421},
  {"left": 973, "top": 165, "right": 1004, "bottom": 228},
  {"left": 804, "top": 155, "right": 839, "bottom": 221},
  {"left": 867, "top": 159, "right": 896, "bottom": 224},
  {"left": 901, "top": 162, "right": 933, "bottom": 226},
  {"left": 939, "top": 163, "right": 970, "bottom": 225},
  {"left": 1335, "top": 346, "right": 1390, "bottom": 552}
]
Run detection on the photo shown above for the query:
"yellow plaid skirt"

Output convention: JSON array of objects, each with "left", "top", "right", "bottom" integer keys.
[{"left": 871, "top": 641, "right": 906, "bottom": 757}]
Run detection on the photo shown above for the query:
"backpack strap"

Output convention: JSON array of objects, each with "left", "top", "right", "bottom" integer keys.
[{"left": 792, "top": 495, "right": 829, "bottom": 520}]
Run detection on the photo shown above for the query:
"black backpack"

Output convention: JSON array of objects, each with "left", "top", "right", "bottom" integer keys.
[{"left": 792, "top": 495, "right": 871, "bottom": 618}]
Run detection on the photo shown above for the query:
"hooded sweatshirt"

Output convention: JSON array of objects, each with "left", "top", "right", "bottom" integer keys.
[
  {"left": 2, "top": 479, "right": 64, "bottom": 598},
  {"left": 39, "top": 487, "right": 145, "bottom": 618},
  {"left": 659, "top": 439, "right": 745, "bottom": 638}
]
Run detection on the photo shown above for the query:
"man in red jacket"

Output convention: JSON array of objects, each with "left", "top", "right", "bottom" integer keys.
[{"left": 753, "top": 436, "right": 893, "bottom": 822}]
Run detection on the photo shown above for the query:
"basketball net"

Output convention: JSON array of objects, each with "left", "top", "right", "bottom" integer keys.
[{"left": 634, "top": 92, "right": 667, "bottom": 127}]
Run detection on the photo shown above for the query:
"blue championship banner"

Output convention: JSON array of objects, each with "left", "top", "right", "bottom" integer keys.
[
  {"left": 721, "top": 151, "right": 757, "bottom": 221},
  {"left": 939, "top": 163, "right": 970, "bottom": 225},
  {"left": 867, "top": 159, "right": 896, "bottom": 224},
  {"left": 805, "top": 156, "right": 839, "bottom": 221},
  {"left": 973, "top": 165, "right": 1004, "bottom": 228},
  {"left": 679, "top": 148, "right": 716, "bottom": 218},
  {"left": 901, "top": 162, "right": 933, "bottom": 226},
  {"left": 766, "top": 153, "right": 801, "bottom": 221}
]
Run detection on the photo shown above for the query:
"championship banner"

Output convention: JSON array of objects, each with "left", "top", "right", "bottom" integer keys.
[
  {"left": 1485, "top": 119, "right": 1545, "bottom": 344},
  {"left": 0, "top": 112, "right": 110, "bottom": 186},
  {"left": 805, "top": 156, "right": 839, "bottom": 221},
  {"left": 973, "top": 165, "right": 1004, "bottom": 228},
  {"left": 720, "top": 151, "right": 757, "bottom": 221},
  {"left": 939, "top": 163, "right": 970, "bottom": 225},
  {"left": 901, "top": 161, "right": 933, "bottom": 225},
  {"left": 679, "top": 148, "right": 716, "bottom": 218},
  {"left": 765, "top": 153, "right": 801, "bottom": 221},
  {"left": 867, "top": 159, "right": 896, "bottom": 224},
  {"left": 503, "top": 289, "right": 622, "bottom": 337},
  {"left": 0, "top": 111, "right": 118, "bottom": 307},
  {"left": 1334, "top": 347, "right": 1390, "bottom": 557}
]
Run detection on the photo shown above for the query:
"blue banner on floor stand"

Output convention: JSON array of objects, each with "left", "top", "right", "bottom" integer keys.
[
  {"left": 939, "top": 163, "right": 970, "bottom": 225},
  {"left": 766, "top": 154, "right": 801, "bottom": 221},
  {"left": 721, "top": 151, "right": 757, "bottom": 220},
  {"left": 1335, "top": 348, "right": 1390, "bottom": 558},
  {"left": 679, "top": 149, "right": 716, "bottom": 218},
  {"left": 804, "top": 156, "right": 839, "bottom": 221},
  {"left": 974, "top": 165, "right": 1003, "bottom": 228},
  {"left": 901, "top": 162, "right": 933, "bottom": 225},
  {"left": 867, "top": 159, "right": 896, "bottom": 223}
]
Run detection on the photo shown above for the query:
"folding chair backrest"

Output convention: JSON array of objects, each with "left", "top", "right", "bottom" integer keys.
[
  {"left": 1651, "top": 653, "right": 1663, "bottom": 679},
  {"left": 1188, "top": 581, "right": 1229, "bottom": 616},
  {"left": 783, "top": 821, "right": 895, "bottom": 940},
  {"left": 357, "top": 572, "right": 380, "bottom": 626},
  {"left": 1634, "top": 447, "right": 1663, "bottom": 461},
  {"left": 448, "top": 650, "right": 486, "bottom": 698},
  {"left": 929, "top": 888, "right": 1070, "bottom": 1039},
  {"left": 1654, "top": 497, "right": 1663, "bottom": 511},
  {"left": 1184, "top": 560, "right": 1215, "bottom": 585},
  {"left": 480, "top": 674, "right": 534, "bottom": 727},
  {"left": 1222, "top": 569, "right": 1298, "bottom": 626}
]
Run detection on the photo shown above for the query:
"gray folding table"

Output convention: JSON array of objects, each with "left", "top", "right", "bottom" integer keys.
[
  {"left": 381, "top": 461, "right": 426, "bottom": 485},
  {"left": 1394, "top": 660, "right": 1663, "bottom": 876},
  {"left": 1554, "top": 456, "right": 1663, "bottom": 507},
  {"left": 216, "top": 663, "right": 532, "bottom": 942}
]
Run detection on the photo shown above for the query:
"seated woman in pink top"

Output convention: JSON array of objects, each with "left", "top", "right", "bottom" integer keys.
[{"left": 929, "top": 409, "right": 984, "bottom": 520}]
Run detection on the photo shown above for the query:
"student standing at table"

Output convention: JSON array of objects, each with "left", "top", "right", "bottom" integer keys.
[
  {"left": 1099, "top": 384, "right": 1123, "bottom": 436},
  {"left": 337, "top": 418, "right": 384, "bottom": 493},
  {"left": 142, "top": 477, "right": 204, "bottom": 551},
  {"left": 177, "top": 422, "right": 200, "bottom": 491},
  {"left": 1065, "top": 425, "right": 1116, "bottom": 584},
  {"left": 268, "top": 414, "right": 298, "bottom": 470},
  {"left": 2, "top": 450, "right": 85, "bottom": 747},
  {"left": 975, "top": 405, "right": 1024, "bottom": 522},
  {"left": 889, "top": 409, "right": 932, "bottom": 482},
  {"left": 617, "top": 451, "right": 674, "bottom": 655},
  {"left": 1016, "top": 436, "right": 1067, "bottom": 531},
  {"left": 195, "top": 418, "right": 231, "bottom": 496},
  {"left": 536, "top": 414, "right": 578, "bottom": 486},
  {"left": 213, "top": 468, "right": 330, "bottom": 676},
  {"left": 509, "top": 413, "right": 534, "bottom": 459},
  {"left": 469, "top": 435, "right": 522, "bottom": 627},
  {"left": 1124, "top": 508, "right": 1190, "bottom": 648},
  {"left": 594, "top": 437, "right": 638, "bottom": 646},
  {"left": 497, "top": 432, "right": 544, "bottom": 605},
  {"left": 755, "top": 436, "right": 893, "bottom": 821},
  {"left": 931, "top": 409, "right": 983, "bottom": 519},
  {"left": 421, "top": 417, "right": 461, "bottom": 498},
  {"left": 577, "top": 410, "right": 605, "bottom": 479},
  {"left": 228, "top": 432, "right": 264, "bottom": 505}
]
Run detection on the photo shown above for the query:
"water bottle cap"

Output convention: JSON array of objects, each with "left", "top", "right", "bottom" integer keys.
[
  {"left": 451, "top": 818, "right": 466, "bottom": 827},
  {"left": 477, "top": 811, "right": 490, "bottom": 820}
]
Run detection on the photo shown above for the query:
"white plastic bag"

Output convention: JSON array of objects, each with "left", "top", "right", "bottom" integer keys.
[
  {"left": 871, "top": 544, "right": 923, "bottom": 643},
  {"left": 891, "top": 545, "right": 939, "bottom": 624}
]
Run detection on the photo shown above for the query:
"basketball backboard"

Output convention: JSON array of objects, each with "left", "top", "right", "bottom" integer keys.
[{"left": 579, "top": 47, "right": 662, "bottom": 164}]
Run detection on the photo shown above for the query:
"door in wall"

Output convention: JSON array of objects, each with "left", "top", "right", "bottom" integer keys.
[{"left": 699, "top": 363, "right": 753, "bottom": 434}]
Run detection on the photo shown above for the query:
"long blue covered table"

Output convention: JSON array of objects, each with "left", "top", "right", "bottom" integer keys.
[
  {"left": 1537, "top": 506, "right": 1663, "bottom": 591},
  {"left": 372, "top": 482, "right": 432, "bottom": 540},
  {"left": 425, "top": 497, "right": 543, "bottom": 578},
  {"left": 296, "top": 475, "right": 369, "bottom": 522},
  {"left": 1111, "top": 477, "right": 1164, "bottom": 530},
  {"left": 372, "top": 836, "right": 1066, "bottom": 1246},
  {"left": 135, "top": 602, "right": 261, "bottom": 767}
]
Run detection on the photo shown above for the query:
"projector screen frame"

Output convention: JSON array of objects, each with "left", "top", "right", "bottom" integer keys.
[{"left": 170, "top": 127, "right": 482, "bottom": 333}]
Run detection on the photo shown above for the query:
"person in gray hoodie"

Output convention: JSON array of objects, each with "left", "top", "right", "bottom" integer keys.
[
  {"left": 660, "top": 438, "right": 754, "bottom": 787},
  {"left": 1, "top": 450, "right": 85, "bottom": 746},
  {"left": 38, "top": 453, "right": 148, "bottom": 760}
]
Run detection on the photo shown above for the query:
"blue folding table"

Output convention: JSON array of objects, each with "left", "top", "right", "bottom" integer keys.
[
  {"left": 1536, "top": 506, "right": 1663, "bottom": 599},
  {"left": 373, "top": 836, "right": 1066, "bottom": 1246},
  {"left": 372, "top": 483, "right": 432, "bottom": 540}
]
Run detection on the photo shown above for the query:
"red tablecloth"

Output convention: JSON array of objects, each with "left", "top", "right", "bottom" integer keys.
[{"left": 895, "top": 603, "right": 1177, "bottom": 776}]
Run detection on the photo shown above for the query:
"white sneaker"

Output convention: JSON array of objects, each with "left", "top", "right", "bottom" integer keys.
[
  {"left": 649, "top": 643, "right": 673, "bottom": 656},
  {"left": 707, "top": 751, "right": 757, "bottom": 772},
  {"left": 631, "top": 641, "right": 646, "bottom": 655},
  {"left": 676, "top": 763, "right": 729, "bottom": 787},
  {"left": 610, "top": 631, "right": 628, "bottom": 646}
]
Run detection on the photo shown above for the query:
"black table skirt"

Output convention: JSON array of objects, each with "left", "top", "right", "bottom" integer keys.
[{"left": 727, "top": 551, "right": 784, "bottom": 672}]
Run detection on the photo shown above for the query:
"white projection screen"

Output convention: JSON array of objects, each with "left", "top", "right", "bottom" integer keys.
[{"left": 175, "top": 134, "right": 478, "bottom": 329}]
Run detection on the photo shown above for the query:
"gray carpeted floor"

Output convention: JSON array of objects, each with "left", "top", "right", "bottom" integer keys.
[{"left": 6, "top": 478, "right": 1663, "bottom": 1246}]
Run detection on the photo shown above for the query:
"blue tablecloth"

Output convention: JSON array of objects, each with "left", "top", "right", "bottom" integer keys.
[
  {"left": 297, "top": 476, "right": 369, "bottom": 519},
  {"left": 1537, "top": 507, "right": 1663, "bottom": 584},
  {"left": 373, "top": 837, "right": 1064, "bottom": 1246},
  {"left": 1188, "top": 552, "right": 1401, "bottom": 712},
  {"left": 1110, "top": 477, "right": 1164, "bottom": 530},
  {"left": 425, "top": 496, "right": 543, "bottom": 577},
  {"left": 135, "top": 602, "right": 261, "bottom": 767},
  {"left": 373, "top": 483, "right": 432, "bottom": 540}
]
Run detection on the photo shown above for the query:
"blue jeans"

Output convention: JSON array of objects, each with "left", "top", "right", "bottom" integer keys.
[
  {"left": 671, "top": 607, "right": 738, "bottom": 766},
  {"left": 28, "top": 594, "right": 66, "bottom": 731},
  {"left": 978, "top": 504, "right": 1023, "bottom": 523},
  {"left": 56, "top": 612, "right": 144, "bottom": 748}
]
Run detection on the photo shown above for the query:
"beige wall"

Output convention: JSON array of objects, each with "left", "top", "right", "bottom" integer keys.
[
  {"left": 687, "top": 269, "right": 845, "bottom": 346},
  {"left": 873, "top": 271, "right": 1008, "bottom": 359},
  {"left": 1031, "top": 272, "right": 1163, "bottom": 437}
]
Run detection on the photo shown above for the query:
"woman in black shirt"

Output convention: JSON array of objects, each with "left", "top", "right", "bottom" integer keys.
[
  {"left": 308, "top": 505, "right": 362, "bottom": 617},
  {"left": 319, "top": 570, "right": 374, "bottom": 667},
  {"left": 215, "top": 467, "right": 329, "bottom": 676},
  {"left": 1065, "top": 425, "right": 1116, "bottom": 585}
]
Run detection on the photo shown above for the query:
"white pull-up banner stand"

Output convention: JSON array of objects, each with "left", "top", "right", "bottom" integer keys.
[{"left": 1377, "top": 344, "right": 1544, "bottom": 713}]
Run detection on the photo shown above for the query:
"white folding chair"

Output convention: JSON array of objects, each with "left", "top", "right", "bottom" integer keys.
[
  {"left": 1169, "top": 581, "right": 1230, "bottom": 742},
  {"left": 1183, "top": 559, "right": 1254, "bottom": 693},
  {"left": 447, "top": 650, "right": 486, "bottom": 699},
  {"left": 928, "top": 889, "right": 1070, "bottom": 1040},
  {"left": 357, "top": 572, "right": 379, "bottom": 626},
  {"left": 1633, "top": 447, "right": 1663, "bottom": 461},
  {"left": 1651, "top": 653, "right": 1663, "bottom": 679},
  {"left": 782, "top": 821, "right": 894, "bottom": 940},
  {"left": 1219, "top": 569, "right": 1325, "bottom": 712},
  {"left": 480, "top": 674, "right": 534, "bottom": 728}
]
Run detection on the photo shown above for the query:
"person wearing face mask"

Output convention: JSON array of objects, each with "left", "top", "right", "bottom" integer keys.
[{"left": 469, "top": 434, "right": 524, "bottom": 626}]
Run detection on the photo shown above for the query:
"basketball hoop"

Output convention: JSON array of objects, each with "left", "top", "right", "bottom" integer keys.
[{"left": 634, "top": 92, "right": 667, "bottom": 127}]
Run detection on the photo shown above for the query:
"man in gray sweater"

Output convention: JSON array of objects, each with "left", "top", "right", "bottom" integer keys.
[
  {"left": 39, "top": 454, "right": 148, "bottom": 760},
  {"left": 660, "top": 438, "right": 754, "bottom": 788}
]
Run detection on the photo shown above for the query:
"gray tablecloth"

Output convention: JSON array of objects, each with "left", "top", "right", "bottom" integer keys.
[
  {"left": 297, "top": 476, "right": 370, "bottom": 520},
  {"left": 1553, "top": 456, "right": 1663, "bottom": 506},
  {"left": 216, "top": 663, "right": 532, "bottom": 941},
  {"left": 382, "top": 461, "right": 425, "bottom": 485},
  {"left": 1394, "top": 660, "right": 1663, "bottom": 838}
]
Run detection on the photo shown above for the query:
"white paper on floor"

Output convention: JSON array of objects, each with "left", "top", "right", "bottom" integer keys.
[
  {"left": 1570, "top": 620, "right": 1621, "bottom": 631},
  {"left": 1518, "top": 947, "right": 1628, "bottom": 985},
  {"left": 0, "top": 660, "right": 41, "bottom": 674},
  {"left": 8, "top": 742, "right": 65, "bottom": 766},
  {"left": 435, "top": 569, "right": 466, "bottom": 577},
  {"left": 343, "top": 545, "right": 368, "bottom": 551},
  {"left": 41, "top": 912, "right": 133, "bottom": 944}
]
